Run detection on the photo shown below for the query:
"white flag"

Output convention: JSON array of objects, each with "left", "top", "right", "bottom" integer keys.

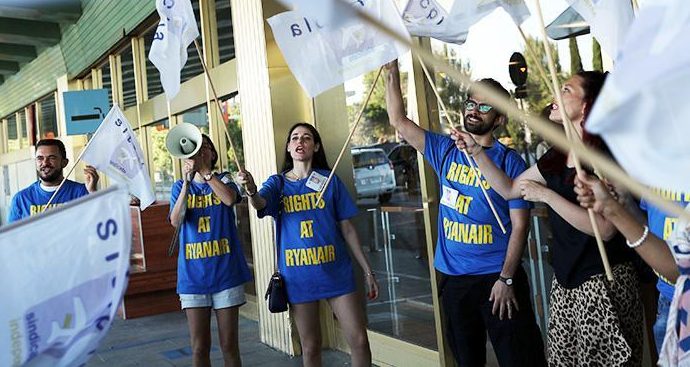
[
  {"left": 267, "top": 0, "right": 410, "bottom": 97},
  {"left": 148, "top": 0, "right": 199, "bottom": 100},
  {"left": 82, "top": 105, "right": 156, "bottom": 209},
  {"left": 402, "top": 0, "right": 464, "bottom": 43},
  {"left": 275, "top": 0, "right": 344, "bottom": 25},
  {"left": 567, "top": 0, "right": 634, "bottom": 60},
  {"left": 586, "top": 0, "right": 690, "bottom": 193},
  {"left": 0, "top": 186, "right": 131, "bottom": 367},
  {"left": 403, "top": 0, "right": 530, "bottom": 45}
]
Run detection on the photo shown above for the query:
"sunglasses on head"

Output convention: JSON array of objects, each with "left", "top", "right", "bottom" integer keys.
[{"left": 464, "top": 100, "right": 494, "bottom": 114}]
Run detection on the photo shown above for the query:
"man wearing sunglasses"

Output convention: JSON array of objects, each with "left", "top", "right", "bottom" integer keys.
[
  {"left": 8, "top": 139, "right": 99, "bottom": 223},
  {"left": 384, "top": 61, "right": 545, "bottom": 367}
]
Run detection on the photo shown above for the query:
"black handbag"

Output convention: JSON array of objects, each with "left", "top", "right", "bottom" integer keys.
[{"left": 265, "top": 174, "right": 288, "bottom": 313}]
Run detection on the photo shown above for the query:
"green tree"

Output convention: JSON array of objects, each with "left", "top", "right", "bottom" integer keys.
[
  {"left": 224, "top": 99, "right": 245, "bottom": 173},
  {"left": 150, "top": 125, "right": 173, "bottom": 184},
  {"left": 437, "top": 47, "right": 471, "bottom": 126},
  {"left": 350, "top": 68, "right": 399, "bottom": 146},
  {"left": 522, "top": 35, "right": 565, "bottom": 115},
  {"left": 520, "top": 36, "right": 566, "bottom": 151},
  {"left": 592, "top": 38, "right": 603, "bottom": 72},
  {"left": 569, "top": 37, "right": 583, "bottom": 74}
]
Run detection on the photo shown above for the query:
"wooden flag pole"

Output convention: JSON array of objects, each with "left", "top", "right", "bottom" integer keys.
[
  {"left": 416, "top": 56, "right": 507, "bottom": 234},
  {"left": 533, "top": 0, "right": 613, "bottom": 281},
  {"left": 193, "top": 39, "right": 242, "bottom": 171},
  {"left": 316, "top": 66, "right": 384, "bottom": 206}
]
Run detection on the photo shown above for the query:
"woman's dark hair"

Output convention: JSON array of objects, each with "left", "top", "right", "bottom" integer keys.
[
  {"left": 281, "top": 123, "right": 330, "bottom": 173},
  {"left": 539, "top": 71, "right": 610, "bottom": 177},
  {"left": 201, "top": 134, "right": 218, "bottom": 168}
]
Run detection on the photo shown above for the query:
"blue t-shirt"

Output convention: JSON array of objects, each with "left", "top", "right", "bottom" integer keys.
[
  {"left": 257, "top": 170, "right": 358, "bottom": 304},
  {"left": 424, "top": 131, "right": 531, "bottom": 275},
  {"left": 641, "top": 191, "right": 690, "bottom": 300},
  {"left": 170, "top": 173, "right": 252, "bottom": 294},
  {"left": 8, "top": 180, "right": 89, "bottom": 223}
]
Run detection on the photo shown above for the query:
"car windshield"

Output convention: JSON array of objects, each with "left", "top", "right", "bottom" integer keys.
[{"left": 353, "top": 151, "right": 388, "bottom": 168}]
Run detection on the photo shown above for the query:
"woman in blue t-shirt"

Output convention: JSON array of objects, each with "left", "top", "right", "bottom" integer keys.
[
  {"left": 170, "top": 134, "right": 252, "bottom": 367},
  {"left": 238, "top": 123, "right": 379, "bottom": 367}
]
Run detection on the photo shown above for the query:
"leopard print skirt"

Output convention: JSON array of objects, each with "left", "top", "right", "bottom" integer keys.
[{"left": 547, "top": 263, "right": 643, "bottom": 367}]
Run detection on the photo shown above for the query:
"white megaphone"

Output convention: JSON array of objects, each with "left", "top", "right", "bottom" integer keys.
[{"left": 165, "top": 122, "right": 203, "bottom": 159}]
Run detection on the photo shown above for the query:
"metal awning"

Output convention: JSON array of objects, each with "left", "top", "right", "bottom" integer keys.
[
  {"left": 546, "top": 6, "right": 590, "bottom": 40},
  {"left": 0, "top": 0, "right": 82, "bottom": 85}
]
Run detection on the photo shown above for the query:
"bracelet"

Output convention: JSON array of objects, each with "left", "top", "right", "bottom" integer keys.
[
  {"left": 626, "top": 225, "right": 649, "bottom": 248},
  {"left": 365, "top": 271, "right": 375, "bottom": 278}
]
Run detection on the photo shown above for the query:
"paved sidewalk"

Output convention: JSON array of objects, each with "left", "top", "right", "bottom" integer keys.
[{"left": 86, "top": 312, "right": 353, "bottom": 366}]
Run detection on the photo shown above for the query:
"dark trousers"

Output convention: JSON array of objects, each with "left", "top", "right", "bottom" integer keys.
[{"left": 440, "top": 268, "right": 546, "bottom": 367}]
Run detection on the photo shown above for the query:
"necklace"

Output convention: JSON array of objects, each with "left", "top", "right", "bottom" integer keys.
[{"left": 286, "top": 170, "right": 309, "bottom": 180}]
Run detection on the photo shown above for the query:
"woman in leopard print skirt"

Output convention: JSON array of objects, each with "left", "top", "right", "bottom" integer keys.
[{"left": 452, "top": 71, "right": 643, "bottom": 366}]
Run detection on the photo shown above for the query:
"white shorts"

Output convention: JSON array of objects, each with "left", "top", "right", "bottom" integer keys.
[{"left": 179, "top": 284, "right": 246, "bottom": 310}]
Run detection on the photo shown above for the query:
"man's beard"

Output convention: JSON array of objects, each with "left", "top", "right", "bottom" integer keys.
[
  {"left": 38, "top": 168, "right": 63, "bottom": 184},
  {"left": 464, "top": 119, "right": 494, "bottom": 135}
]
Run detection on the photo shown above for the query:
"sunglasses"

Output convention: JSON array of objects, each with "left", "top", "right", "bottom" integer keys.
[{"left": 464, "top": 100, "right": 494, "bottom": 114}]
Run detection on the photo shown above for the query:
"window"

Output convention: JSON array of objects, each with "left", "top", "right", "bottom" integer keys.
[
  {"left": 18, "top": 110, "right": 28, "bottom": 148},
  {"left": 101, "top": 63, "right": 113, "bottom": 106},
  {"left": 180, "top": 0, "right": 204, "bottom": 84},
  {"left": 352, "top": 149, "right": 389, "bottom": 168},
  {"left": 39, "top": 94, "right": 58, "bottom": 139},
  {"left": 148, "top": 120, "right": 174, "bottom": 201},
  {"left": 216, "top": 0, "right": 235, "bottom": 64},
  {"left": 7, "top": 114, "right": 18, "bottom": 152},
  {"left": 121, "top": 46, "right": 137, "bottom": 108},
  {"left": 220, "top": 94, "right": 254, "bottom": 295},
  {"left": 181, "top": 104, "right": 209, "bottom": 134},
  {"left": 344, "top": 69, "right": 436, "bottom": 349}
]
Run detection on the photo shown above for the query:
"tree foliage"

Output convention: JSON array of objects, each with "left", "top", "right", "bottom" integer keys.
[
  {"left": 569, "top": 37, "right": 583, "bottom": 74},
  {"left": 519, "top": 36, "right": 567, "bottom": 150},
  {"left": 224, "top": 100, "right": 245, "bottom": 173},
  {"left": 592, "top": 38, "right": 603, "bottom": 72}
]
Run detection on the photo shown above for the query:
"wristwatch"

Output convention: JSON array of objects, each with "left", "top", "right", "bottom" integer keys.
[
  {"left": 498, "top": 275, "right": 513, "bottom": 286},
  {"left": 202, "top": 172, "right": 214, "bottom": 181}
]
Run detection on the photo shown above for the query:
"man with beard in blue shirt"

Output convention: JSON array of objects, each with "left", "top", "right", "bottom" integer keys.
[{"left": 8, "top": 139, "right": 98, "bottom": 222}]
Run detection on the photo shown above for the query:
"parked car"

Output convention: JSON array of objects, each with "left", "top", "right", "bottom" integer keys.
[
  {"left": 388, "top": 144, "right": 419, "bottom": 193},
  {"left": 351, "top": 148, "right": 396, "bottom": 203}
]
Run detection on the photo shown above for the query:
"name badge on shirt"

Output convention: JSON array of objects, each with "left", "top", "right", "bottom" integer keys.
[
  {"left": 306, "top": 171, "right": 328, "bottom": 192},
  {"left": 440, "top": 185, "right": 459, "bottom": 209}
]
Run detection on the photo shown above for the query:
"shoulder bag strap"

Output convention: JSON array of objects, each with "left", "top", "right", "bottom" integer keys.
[{"left": 274, "top": 174, "right": 285, "bottom": 272}]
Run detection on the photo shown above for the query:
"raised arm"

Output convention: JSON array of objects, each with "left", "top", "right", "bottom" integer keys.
[
  {"left": 575, "top": 174, "right": 678, "bottom": 282},
  {"left": 384, "top": 61, "right": 426, "bottom": 152},
  {"left": 236, "top": 170, "right": 267, "bottom": 211},
  {"left": 205, "top": 173, "right": 238, "bottom": 206},
  {"left": 450, "top": 128, "right": 543, "bottom": 200}
]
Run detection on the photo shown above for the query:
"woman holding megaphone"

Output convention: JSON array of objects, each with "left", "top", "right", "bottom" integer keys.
[
  {"left": 169, "top": 133, "right": 251, "bottom": 367},
  {"left": 237, "top": 123, "right": 378, "bottom": 367}
]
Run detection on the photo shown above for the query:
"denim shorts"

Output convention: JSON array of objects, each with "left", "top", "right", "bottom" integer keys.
[{"left": 179, "top": 284, "right": 246, "bottom": 310}]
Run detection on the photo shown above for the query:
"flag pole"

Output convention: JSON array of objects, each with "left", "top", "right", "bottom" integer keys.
[
  {"left": 416, "top": 56, "right": 507, "bottom": 234},
  {"left": 533, "top": 0, "right": 613, "bottom": 281},
  {"left": 43, "top": 116, "right": 105, "bottom": 211},
  {"left": 192, "top": 39, "right": 242, "bottom": 171},
  {"left": 316, "top": 66, "right": 384, "bottom": 206},
  {"left": 334, "top": 0, "right": 690, "bottom": 223}
]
